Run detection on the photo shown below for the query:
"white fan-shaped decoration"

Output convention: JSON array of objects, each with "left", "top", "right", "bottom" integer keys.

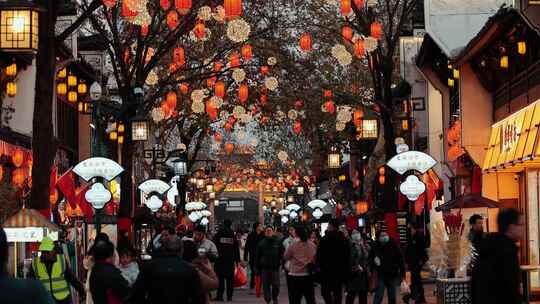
[
  {"left": 201, "top": 210, "right": 212, "bottom": 217},
  {"left": 189, "top": 212, "right": 201, "bottom": 222},
  {"left": 185, "top": 201, "right": 207, "bottom": 211},
  {"left": 73, "top": 157, "right": 124, "bottom": 182},
  {"left": 289, "top": 211, "right": 298, "bottom": 219},
  {"left": 308, "top": 199, "right": 327, "bottom": 210},
  {"left": 286, "top": 204, "right": 301, "bottom": 211},
  {"left": 278, "top": 209, "right": 290, "bottom": 216},
  {"left": 200, "top": 217, "right": 209, "bottom": 225},
  {"left": 138, "top": 179, "right": 170, "bottom": 195}
]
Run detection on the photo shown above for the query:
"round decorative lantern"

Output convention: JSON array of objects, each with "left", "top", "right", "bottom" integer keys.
[
  {"left": 238, "top": 84, "right": 248, "bottom": 103},
  {"left": 225, "top": 142, "right": 234, "bottom": 154},
  {"left": 354, "top": 39, "right": 365, "bottom": 58},
  {"left": 175, "top": 0, "right": 192, "bottom": 14},
  {"left": 299, "top": 33, "right": 312, "bottom": 52},
  {"left": 341, "top": 0, "right": 352, "bottom": 15},
  {"left": 12, "top": 149, "right": 24, "bottom": 168},
  {"left": 342, "top": 26, "right": 353, "bottom": 41},
  {"left": 224, "top": 0, "right": 242, "bottom": 19},
  {"left": 370, "top": 22, "right": 383, "bottom": 40},
  {"left": 356, "top": 200, "right": 368, "bottom": 215},
  {"left": 12, "top": 168, "right": 25, "bottom": 187},
  {"left": 241, "top": 44, "right": 252, "bottom": 61}
]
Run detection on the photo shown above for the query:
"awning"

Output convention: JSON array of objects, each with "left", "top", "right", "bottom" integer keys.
[
  {"left": 435, "top": 194, "right": 498, "bottom": 212},
  {"left": 483, "top": 99, "right": 540, "bottom": 172},
  {"left": 3, "top": 208, "right": 59, "bottom": 232}
]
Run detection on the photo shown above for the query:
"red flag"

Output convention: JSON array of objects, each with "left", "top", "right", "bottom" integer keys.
[
  {"left": 75, "top": 184, "right": 93, "bottom": 222},
  {"left": 57, "top": 169, "right": 77, "bottom": 209},
  {"left": 50, "top": 166, "right": 57, "bottom": 194}
]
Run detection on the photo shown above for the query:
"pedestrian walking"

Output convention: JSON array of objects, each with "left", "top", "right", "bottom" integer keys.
[
  {"left": 316, "top": 219, "right": 350, "bottom": 304},
  {"left": 118, "top": 247, "right": 139, "bottom": 287},
  {"left": 371, "top": 232, "right": 405, "bottom": 304},
  {"left": 256, "top": 226, "right": 285, "bottom": 304},
  {"left": 89, "top": 240, "right": 131, "bottom": 304},
  {"left": 182, "top": 237, "right": 219, "bottom": 304},
  {"left": 403, "top": 223, "right": 428, "bottom": 304},
  {"left": 83, "top": 233, "right": 114, "bottom": 304},
  {"left": 213, "top": 219, "right": 241, "bottom": 302},
  {"left": 133, "top": 235, "right": 204, "bottom": 303},
  {"left": 0, "top": 227, "right": 55, "bottom": 304},
  {"left": 345, "top": 229, "right": 370, "bottom": 304},
  {"left": 244, "top": 222, "right": 264, "bottom": 291},
  {"left": 283, "top": 226, "right": 298, "bottom": 303},
  {"left": 194, "top": 225, "right": 219, "bottom": 262},
  {"left": 284, "top": 225, "right": 317, "bottom": 304},
  {"left": 471, "top": 208, "right": 523, "bottom": 304},
  {"left": 30, "top": 236, "right": 85, "bottom": 304}
]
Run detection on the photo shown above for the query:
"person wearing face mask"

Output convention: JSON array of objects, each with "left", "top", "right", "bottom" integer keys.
[
  {"left": 256, "top": 226, "right": 285, "bottom": 304},
  {"left": 371, "top": 232, "right": 405, "bottom": 304}
]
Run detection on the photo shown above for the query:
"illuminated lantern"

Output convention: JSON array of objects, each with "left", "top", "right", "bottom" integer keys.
[
  {"left": 229, "top": 52, "right": 240, "bottom": 68},
  {"left": 354, "top": 39, "right": 365, "bottom": 58},
  {"left": 225, "top": 142, "right": 235, "bottom": 154},
  {"left": 117, "top": 135, "right": 124, "bottom": 144},
  {"left": 224, "top": 0, "right": 242, "bottom": 19},
  {"left": 500, "top": 55, "right": 509, "bottom": 68},
  {"left": 356, "top": 200, "right": 368, "bottom": 215},
  {"left": 215, "top": 81, "right": 225, "bottom": 98},
  {"left": 68, "top": 91, "right": 78, "bottom": 103},
  {"left": 293, "top": 120, "right": 302, "bottom": 135},
  {"left": 447, "top": 78, "right": 454, "bottom": 87},
  {"left": 166, "top": 91, "right": 177, "bottom": 110},
  {"left": 260, "top": 65, "right": 269, "bottom": 75},
  {"left": 206, "top": 101, "right": 218, "bottom": 120},
  {"left": 167, "top": 11, "right": 179, "bottom": 29},
  {"left": 260, "top": 94, "right": 268, "bottom": 106},
  {"left": 324, "top": 100, "right": 335, "bottom": 113},
  {"left": 12, "top": 150, "right": 24, "bottom": 167},
  {"left": 353, "top": 109, "right": 364, "bottom": 127},
  {"left": 173, "top": 47, "right": 185, "bottom": 66},
  {"left": 180, "top": 83, "right": 189, "bottom": 94},
  {"left": 109, "top": 130, "right": 118, "bottom": 141},
  {"left": 121, "top": 1, "right": 137, "bottom": 17},
  {"left": 299, "top": 33, "right": 312, "bottom": 52},
  {"left": 207, "top": 77, "right": 216, "bottom": 88},
  {"left": 49, "top": 189, "right": 58, "bottom": 204},
  {"left": 341, "top": 0, "right": 352, "bottom": 15},
  {"left": 214, "top": 132, "right": 223, "bottom": 142},
  {"left": 342, "top": 26, "right": 353, "bottom": 42},
  {"left": 5, "top": 63, "right": 16, "bottom": 77},
  {"left": 175, "top": 0, "right": 192, "bottom": 14},
  {"left": 12, "top": 168, "right": 25, "bottom": 187},
  {"left": 378, "top": 166, "right": 385, "bottom": 176},
  {"left": 353, "top": 0, "right": 364, "bottom": 8},
  {"left": 6, "top": 81, "right": 16, "bottom": 97},
  {"left": 518, "top": 41, "right": 527, "bottom": 55},
  {"left": 295, "top": 100, "right": 303, "bottom": 110},
  {"left": 77, "top": 81, "right": 87, "bottom": 94},
  {"left": 0, "top": 165, "right": 3, "bottom": 181},
  {"left": 241, "top": 44, "right": 253, "bottom": 61},
  {"left": 370, "top": 22, "right": 383, "bottom": 40},
  {"left": 378, "top": 175, "right": 385, "bottom": 185},
  {"left": 57, "top": 68, "right": 67, "bottom": 79},
  {"left": 194, "top": 21, "right": 206, "bottom": 39},
  {"left": 118, "top": 123, "right": 125, "bottom": 133},
  {"left": 160, "top": 0, "right": 170, "bottom": 10},
  {"left": 224, "top": 123, "right": 232, "bottom": 131},
  {"left": 102, "top": 0, "right": 117, "bottom": 8},
  {"left": 324, "top": 90, "right": 332, "bottom": 99},
  {"left": 141, "top": 24, "right": 149, "bottom": 36},
  {"left": 238, "top": 84, "right": 248, "bottom": 103},
  {"left": 67, "top": 74, "right": 77, "bottom": 87}
]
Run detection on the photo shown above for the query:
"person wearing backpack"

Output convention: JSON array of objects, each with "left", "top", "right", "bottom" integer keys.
[{"left": 256, "top": 226, "right": 285, "bottom": 304}]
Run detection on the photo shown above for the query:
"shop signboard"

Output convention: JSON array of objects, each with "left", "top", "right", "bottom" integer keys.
[{"left": 4, "top": 227, "right": 44, "bottom": 242}]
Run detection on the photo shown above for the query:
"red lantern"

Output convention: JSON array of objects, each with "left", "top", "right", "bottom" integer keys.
[
  {"left": 295, "top": 100, "right": 303, "bottom": 110},
  {"left": 12, "top": 168, "right": 24, "bottom": 188},
  {"left": 241, "top": 44, "right": 253, "bottom": 61},
  {"left": 121, "top": 1, "right": 137, "bottom": 17},
  {"left": 180, "top": 83, "right": 189, "bottom": 94},
  {"left": 378, "top": 175, "right": 385, "bottom": 185},
  {"left": 293, "top": 120, "right": 302, "bottom": 135},
  {"left": 324, "top": 90, "right": 332, "bottom": 99},
  {"left": 356, "top": 200, "right": 368, "bottom": 215},
  {"left": 260, "top": 66, "right": 269, "bottom": 75},
  {"left": 260, "top": 116, "right": 269, "bottom": 125},
  {"left": 214, "top": 61, "right": 223, "bottom": 72},
  {"left": 166, "top": 91, "right": 177, "bottom": 110},
  {"left": 354, "top": 0, "right": 364, "bottom": 8},
  {"left": 229, "top": 52, "right": 240, "bottom": 68},
  {"left": 175, "top": 0, "right": 192, "bottom": 14},
  {"left": 160, "top": 0, "right": 170, "bottom": 10},
  {"left": 341, "top": 0, "right": 352, "bottom": 15},
  {"left": 141, "top": 24, "right": 149, "bottom": 36},
  {"left": 299, "top": 33, "right": 312, "bottom": 52},
  {"left": 324, "top": 100, "right": 335, "bottom": 114},
  {"left": 207, "top": 77, "right": 216, "bottom": 88},
  {"left": 214, "top": 132, "right": 223, "bottom": 142},
  {"left": 224, "top": 0, "right": 242, "bottom": 19},
  {"left": 173, "top": 47, "right": 185, "bottom": 66},
  {"left": 225, "top": 142, "right": 235, "bottom": 154},
  {"left": 167, "top": 11, "right": 179, "bottom": 29},
  {"left": 194, "top": 21, "right": 206, "bottom": 39},
  {"left": 342, "top": 26, "right": 353, "bottom": 42},
  {"left": 354, "top": 39, "right": 365, "bottom": 58},
  {"left": 206, "top": 101, "right": 218, "bottom": 120},
  {"left": 12, "top": 149, "right": 24, "bottom": 168},
  {"left": 353, "top": 109, "right": 364, "bottom": 127},
  {"left": 102, "top": 0, "right": 117, "bottom": 8},
  {"left": 215, "top": 81, "right": 225, "bottom": 98},
  {"left": 238, "top": 84, "right": 249, "bottom": 103},
  {"left": 260, "top": 94, "right": 268, "bottom": 106},
  {"left": 371, "top": 22, "right": 383, "bottom": 40}
]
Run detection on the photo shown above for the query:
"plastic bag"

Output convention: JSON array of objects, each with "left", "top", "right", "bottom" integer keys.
[
  {"left": 400, "top": 280, "right": 411, "bottom": 295},
  {"left": 234, "top": 265, "right": 248, "bottom": 287}
]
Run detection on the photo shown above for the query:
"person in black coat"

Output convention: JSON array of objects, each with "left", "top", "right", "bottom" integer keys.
[
  {"left": 471, "top": 208, "right": 523, "bottom": 304},
  {"left": 213, "top": 219, "right": 241, "bottom": 301},
  {"left": 403, "top": 223, "right": 428, "bottom": 304},
  {"left": 244, "top": 222, "right": 264, "bottom": 290},
  {"left": 371, "top": 232, "right": 405, "bottom": 304},
  {"left": 316, "top": 219, "right": 351, "bottom": 304}
]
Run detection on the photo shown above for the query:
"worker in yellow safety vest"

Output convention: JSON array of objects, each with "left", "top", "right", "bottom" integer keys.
[{"left": 30, "top": 236, "right": 85, "bottom": 304}]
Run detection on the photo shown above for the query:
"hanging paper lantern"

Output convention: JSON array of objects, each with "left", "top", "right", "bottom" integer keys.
[
  {"left": 370, "top": 22, "right": 383, "bottom": 40},
  {"left": 353, "top": 109, "right": 364, "bottom": 127},
  {"left": 224, "top": 0, "right": 242, "bottom": 19},
  {"left": 175, "top": 0, "right": 192, "bottom": 14},
  {"left": 102, "top": 0, "right": 117, "bottom": 8},
  {"left": 241, "top": 44, "right": 253, "bottom": 61},
  {"left": 342, "top": 26, "right": 353, "bottom": 42},
  {"left": 215, "top": 81, "right": 225, "bottom": 98},
  {"left": 293, "top": 120, "right": 302, "bottom": 135},
  {"left": 226, "top": 18, "right": 250, "bottom": 42},
  {"left": 194, "top": 21, "right": 206, "bottom": 39},
  {"left": 160, "top": 0, "right": 170, "bottom": 10},
  {"left": 12, "top": 150, "right": 24, "bottom": 168},
  {"left": 260, "top": 65, "right": 269, "bottom": 75},
  {"left": 260, "top": 95, "right": 268, "bottom": 106},
  {"left": 341, "top": 0, "right": 352, "bottom": 15},
  {"left": 354, "top": 39, "right": 365, "bottom": 58},
  {"left": 206, "top": 101, "right": 218, "bottom": 120},
  {"left": 178, "top": 83, "right": 188, "bottom": 94},
  {"left": 207, "top": 77, "right": 217, "bottom": 88},
  {"left": 214, "top": 61, "right": 223, "bottom": 72},
  {"left": 214, "top": 132, "right": 223, "bottom": 142},
  {"left": 299, "top": 33, "right": 312, "bottom": 52},
  {"left": 166, "top": 91, "right": 177, "bottom": 110},
  {"left": 229, "top": 52, "right": 240, "bottom": 68},
  {"left": 12, "top": 168, "right": 25, "bottom": 188},
  {"left": 356, "top": 200, "right": 368, "bottom": 215},
  {"left": 295, "top": 100, "right": 303, "bottom": 110},
  {"left": 225, "top": 142, "right": 235, "bottom": 154},
  {"left": 238, "top": 84, "right": 249, "bottom": 104},
  {"left": 6, "top": 82, "right": 16, "bottom": 97},
  {"left": 378, "top": 175, "right": 385, "bottom": 185},
  {"left": 173, "top": 47, "right": 185, "bottom": 66},
  {"left": 353, "top": 0, "right": 364, "bottom": 8},
  {"left": 324, "top": 90, "right": 332, "bottom": 99},
  {"left": 121, "top": 1, "right": 137, "bottom": 17},
  {"left": 324, "top": 100, "right": 335, "bottom": 114},
  {"left": 167, "top": 10, "right": 179, "bottom": 29}
]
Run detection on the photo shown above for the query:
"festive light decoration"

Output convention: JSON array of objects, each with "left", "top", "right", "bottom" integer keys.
[
  {"left": 260, "top": 65, "right": 269, "bottom": 75},
  {"left": 192, "top": 101, "right": 205, "bottom": 113},
  {"left": 167, "top": 10, "right": 179, "bottom": 29},
  {"left": 5, "top": 63, "right": 16, "bottom": 77},
  {"left": 293, "top": 120, "right": 302, "bottom": 135},
  {"left": 173, "top": 47, "right": 185, "bottom": 66},
  {"left": 160, "top": 0, "right": 170, "bottom": 10},
  {"left": 341, "top": 0, "right": 352, "bottom": 15},
  {"left": 364, "top": 37, "right": 378, "bottom": 52},
  {"left": 12, "top": 168, "right": 24, "bottom": 187},
  {"left": 68, "top": 91, "right": 78, "bottom": 103},
  {"left": 353, "top": 109, "right": 364, "bottom": 127},
  {"left": 12, "top": 149, "right": 24, "bottom": 167},
  {"left": 225, "top": 142, "right": 235, "bottom": 154},
  {"left": 57, "top": 83, "right": 67, "bottom": 95},
  {"left": 323, "top": 100, "right": 335, "bottom": 113},
  {"left": 180, "top": 83, "right": 189, "bottom": 94},
  {"left": 264, "top": 77, "right": 278, "bottom": 91},
  {"left": 518, "top": 41, "right": 526, "bottom": 55},
  {"left": 232, "top": 68, "right": 246, "bottom": 83},
  {"left": 146, "top": 70, "right": 158, "bottom": 86},
  {"left": 278, "top": 151, "right": 288, "bottom": 162},
  {"left": 213, "top": 6, "right": 226, "bottom": 22},
  {"left": 57, "top": 68, "right": 67, "bottom": 79},
  {"left": 342, "top": 26, "right": 353, "bottom": 41},
  {"left": 331, "top": 44, "right": 352, "bottom": 66},
  {"left": 370, "top": 22, "right": 383, "bottom": 40},
  {"left": 229, "top": 52, "right": 241, "bottom": 68},
  {"left": 233, "top": 105, "right": 246, "bottom": 118},
  {"left": 353, "top": 0, "right": 364, "bottom": 8},
  {"left": 356, "top": 200, "right": 368, "bottom": 215},
  {"left": 226, "top": 18, "right": 250, "bottom": 43},
  {"left": 175, "top": 0, "right": 192, "bottom": 14},
  {"left": 288, "top": 109, "right": 298, "bottom": 120},
  {"left": 224, "top": 0, "right": 242, "bottom": 19},
  {"left": 6, "top": 82, "right": 16, "bottom": 97},
  {"left": 238, "top": 84, "right": 249, "bottom": 103},
  {"left": 198, "top": 6, "right": 212, "bottom": 21},
  {"left": 336, "top": 122, "right": 346, "bottom": 131},
  {"left": 215, "top": 81, "right": 225, "bottom": 97},
  {"left": 152, "top": 107, "right": 164, "bottom": 122},
  {"left": 241, "top": 44, "right": 253, "bottom": 61},
  {"left": 500, "top": 55, "right": 509, "bottom": 68},
  {"left": 77, "top": 81, "right": 87, "bottom": 94},
  {"left": 354, "top": 39, "right": 365, "bottom": 58},
  {"left": 121, "top": 1, "right": 137, "bottom": 17},
  {"left": 194, "top": 21, "right": 206, "bottom": 39},
  {"left": 267, "top": 57, "right": 277, "bottom": 66},
  {"left": 324, "top": 90, "right": 332, "bottom": 98},
  {"left": 67, "top": 74, "right": 77, "bottom": 87},
  {"left": 166, "top": 91, "right": 177, "bottom": 110},
  {"left": 191, "top": 89, "right": 207, "bottom": 102},
  {"left": 299, "top": 33, "right": 312, "bottom": 52}
]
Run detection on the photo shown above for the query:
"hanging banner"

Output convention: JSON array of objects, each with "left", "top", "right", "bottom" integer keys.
[{"left": 387, "top": 151, "right": 437, "bottom": 175}]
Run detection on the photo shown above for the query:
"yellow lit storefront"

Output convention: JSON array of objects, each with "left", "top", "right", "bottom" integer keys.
[{"left": 483, "top": 99, "right": 540, "bottom": 288}]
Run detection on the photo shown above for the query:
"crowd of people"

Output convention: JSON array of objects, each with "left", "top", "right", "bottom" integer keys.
[{"left": 0, "top": 208, "right": 526, "bottom": 304}]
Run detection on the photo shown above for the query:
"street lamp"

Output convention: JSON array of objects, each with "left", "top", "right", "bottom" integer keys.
[
  {"left": 328, "top": 147, "right": 341, "bottom": 169},
  {"left": 0, "top": 1, "right": 40, "bottom": 52},
  {"left": 131, "top": 116, "right": 148, "bottom": 141}
]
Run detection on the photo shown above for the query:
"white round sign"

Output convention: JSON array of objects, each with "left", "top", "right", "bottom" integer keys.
[
  {"left": 146, "top": 195, "right": 163, "bottom": 213},
  {"left": 399, "top": 175, "right": 426, "bottom": 201},
  {"left": 85, "top": 183, "right": 112, "bottom": 209},
  {"left": 89, "top": 82, "right": 102, "bottom": 101},
  {"left": 396, "top": 144, "right": 409, "bottom": 154}
]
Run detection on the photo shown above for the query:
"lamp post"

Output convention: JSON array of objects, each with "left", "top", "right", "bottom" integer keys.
[{"left": 0, "top": 1, "right": 40, "bottom": 52}]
